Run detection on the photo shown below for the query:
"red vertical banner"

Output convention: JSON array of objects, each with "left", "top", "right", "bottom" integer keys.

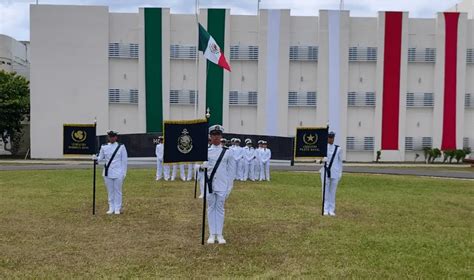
[
  {"left": 441, "top": 12, "right": 459, "bottom": 150},
  {"left": 381, "top": 12, "right": 403, "bottom": 150}
]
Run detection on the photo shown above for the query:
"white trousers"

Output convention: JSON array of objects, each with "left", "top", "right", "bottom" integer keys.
[
  {"left": 104, "top": 177, "right": 123, "bottom": 212},
  {"left": 172, "top": 164, "right": 186, "bottom": 181},
  {"left": 207, "top": 191, "right": 226, "bottom": 236},
  {"left": 321, "top": 173, "right": 340, "bottom": 214},
  {"left": 163, "top": 165, "right": 171, "bottom": 180},
  {"left": 186, "top": 164, "right": 194, "bottom": 181},
  {"left": 258, "top": 161, "right": 265, "bottom": 180},
  {"left": 156, "top": 159, "right": 163, "bottom": 180},
  {"left": 262, "top": 161, "right": 270, "bottom": 181},
  {"left": 244, "top": 161, "right": 255, "bottom": 181}
]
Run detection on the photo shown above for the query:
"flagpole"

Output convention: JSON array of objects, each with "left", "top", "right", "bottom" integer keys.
[{"left": 194, "top": 0, "right": 200, "bottom": 118}]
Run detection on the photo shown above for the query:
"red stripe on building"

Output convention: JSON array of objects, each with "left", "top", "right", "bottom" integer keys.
[
  {"left": 381, "top": 12, "right": 403, "bottom": 150},
  {"left": 441, "top": 12, "right": 459, "bottom": 150}
]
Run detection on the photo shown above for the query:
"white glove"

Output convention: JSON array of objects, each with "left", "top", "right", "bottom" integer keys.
[
  {"left": 201, "top": 161, "right": 209, "bottom": 169},
  {"left": 319, "top": 157, "right": 328, "bottom": 164},
  {"left": 92, "top": 154, "right": 97, "bottom": 161}
]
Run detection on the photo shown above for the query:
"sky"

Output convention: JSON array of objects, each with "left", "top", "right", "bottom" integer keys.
[{"left": 0, "top": 0, "right": 461, "bottom": 41}]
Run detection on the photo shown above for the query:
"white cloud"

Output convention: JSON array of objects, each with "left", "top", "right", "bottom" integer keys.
[{"left": 0, "top": 0, "right": 462, "bottom": 41}]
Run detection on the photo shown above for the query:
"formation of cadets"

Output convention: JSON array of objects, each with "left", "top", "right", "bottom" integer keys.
[{"left": 155, "top": 136, "right": 272, "bottom": 182}]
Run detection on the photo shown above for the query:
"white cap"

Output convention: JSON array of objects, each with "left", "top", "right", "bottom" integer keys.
[
  {"left": 245, "top": 138, "right": 252, "bottom": 144},
  {"left": 209, "top": 124, "right": 224, "bottom": 134}
]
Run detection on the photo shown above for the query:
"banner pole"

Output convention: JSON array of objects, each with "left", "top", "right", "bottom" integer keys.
[
  {"left": 194, "top": 169, "right": 198, "bottom": 199},
  {"left": 321, "top": 162, "right": 327, "bottom": 216},
  {"left": 201, "top": 167, "right": 208, "bottom": 245},
  {"left": 92, "top": 120, "right": 97, "bottom": 215}
]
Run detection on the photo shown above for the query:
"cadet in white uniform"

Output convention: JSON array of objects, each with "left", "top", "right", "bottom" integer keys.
[
  {"left": 232, "top": 138, "right": 243, "bottom": 180},
  {"left": 255, "top": 140, "right": 263, "bottom": 180},
  {"left": 96, "top": 131, "right": 128, "bottom": 215},
  {"left": 260, "top": 141, "right": 272, "bottom": 181},
  {"left": 155, "top": 136, "right": 164, "bottom": 181},
  {"left": 203, "top": 125, "right": 236, "bottom": 244},
  {"left": 172, "top": 164, "right": 186, "bottom": 181},
  {"left": 243, "top": 139, "right": 256, "bottom": 181},
  {"left": 320, "top": 131, "right": 343, "bottom": 216}
]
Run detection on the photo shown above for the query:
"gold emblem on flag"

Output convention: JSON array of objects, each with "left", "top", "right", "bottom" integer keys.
[
  {"left": 303, "top": 133, "right": 318, "bottom": 145},
  {"left": 177, "top": 128, "right": 193, "bottom": 154},
  {"left": 210, "top": 43, "right": 220, "bottom": 55},
  {"left": 71, "top": 130, "right": 87, "bottom": 143}
]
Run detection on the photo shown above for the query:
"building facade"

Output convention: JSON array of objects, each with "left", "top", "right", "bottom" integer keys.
[{"left": 30, "top": 5, "right": 474, "bottom": 160}]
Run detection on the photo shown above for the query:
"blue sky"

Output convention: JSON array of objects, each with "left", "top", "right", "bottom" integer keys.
[{"left": 0, "top": 0, "right": 460, "bottom": 41}]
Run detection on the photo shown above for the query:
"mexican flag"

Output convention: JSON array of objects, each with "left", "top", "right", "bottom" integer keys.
[{"left": 198, "top": 23, "right": 231, "bottom": 72}]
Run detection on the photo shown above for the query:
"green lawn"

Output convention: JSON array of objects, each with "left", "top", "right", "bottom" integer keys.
[{"left": 0, "top": 169, "right": 472, "bottom": 279}]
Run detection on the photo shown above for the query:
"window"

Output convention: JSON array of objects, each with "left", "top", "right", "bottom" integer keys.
[
  {"left": 346, "top": 136, "right": 374, "bottom": 151},
  {"left": 406, "top": 92, "right": 434, "bottom": 107},
  {"left": 465, "top": 93, "right": 473, "bottom": 108},
  {"left": 347, "top": 92, "right": 376, "bottom": 107},
  {"left": 467, "top": 49, "right": 473, "bottom": 64},
  {"left": 408, "top": 48, "right": 436, "bottom": 63},
  {"left": 170, "top": 90, "right": 198, "bottom": 105},
  {"left": 109, "top": 43, "right": 139, "bottom": 58},
  {"left": 288, "top": 91, "right": 317, "bottom": 107},
  {"left": 170, "top": 45, "right": 197, "bottom": 59},
  {"left": 230, "top": 45, "right": 258, "bottom": 60},
  {"left": 349, "top": 47, "right": 377, "bottom": 62},
  {"left": 405, "top": 137, "right": 432, "bottom": 151},
  {"left": 289, "top": 46, "right": 318, "bottom": 61},
  {"left": 229, "top": 91, "right": 258, "bottom": 106},
  {"left": 109, "top": 89, "right": 138, "bottom": 104}
]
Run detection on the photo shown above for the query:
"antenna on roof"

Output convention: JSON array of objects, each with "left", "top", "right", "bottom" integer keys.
[{"left": 339, "top": 0, "right": 344, "bottom": 10}]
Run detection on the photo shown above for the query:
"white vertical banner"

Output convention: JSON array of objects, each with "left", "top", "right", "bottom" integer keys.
[
  {"left": 328, "top": 10, "right": 341, "bottom": 145},
  {"left": 265, "top": 10, "right": 280, "bottom": 135}
]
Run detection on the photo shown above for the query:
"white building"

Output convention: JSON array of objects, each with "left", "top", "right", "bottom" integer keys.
[
  {"left": 448, "top": 0, "right": 474, "bottom": 19},
  {"left": 30, "top": 5, "right": 474, "bottom": 161},
  {"left": 0, "top": 34, "right": 29, "bottom": 79}
]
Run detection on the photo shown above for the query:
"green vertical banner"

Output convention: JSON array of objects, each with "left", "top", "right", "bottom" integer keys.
[
  {"left": 145, "top": 8, "right": 163, "bottom": 133},
  {"left": 206, "top": 9, "right": 226, "bottom": 125}
]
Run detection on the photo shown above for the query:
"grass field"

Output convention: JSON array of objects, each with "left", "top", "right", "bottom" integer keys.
[{"left": 0, "top": 169, "right": 472, "bottom": 279}]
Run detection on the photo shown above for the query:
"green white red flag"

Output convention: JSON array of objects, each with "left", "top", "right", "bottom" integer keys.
[{"left": 198, "top": 23, "right": 231, "bottom": 72}]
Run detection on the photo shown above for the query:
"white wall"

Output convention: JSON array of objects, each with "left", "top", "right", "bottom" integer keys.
[{"left": 30, "top": 5, "right": 109, "bottom": 158}]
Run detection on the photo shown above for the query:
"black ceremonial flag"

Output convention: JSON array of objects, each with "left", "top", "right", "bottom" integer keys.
[
  {"left": 294, "top": 127, "right": 328, "bottom": 159},
  {"left": 163, "top": 119, "right": 208, "bottom": 163},
  {"left": 63, "top": 124, "right": 97, "bottom": 155}
]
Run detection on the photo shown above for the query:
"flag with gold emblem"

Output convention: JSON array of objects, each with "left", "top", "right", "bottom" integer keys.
[
  {"left": 163, "top": 119, "right": 208, "bottom": 163},
  {"left": 63, "top": 124, "right": 97, "bottom": 155},
  {"left": 294, "top": 127, "right": 328, "bottom": 159}
]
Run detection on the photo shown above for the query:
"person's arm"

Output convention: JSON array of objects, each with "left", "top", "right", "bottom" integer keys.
[
  {"left": 121, "top": 145, "right": 128, "bottom": 178},
  {"left": 226, "top": 150, "right": 236, "bottom": 197},
  {"left": 97, "top": 145, "right": 105, "bottom": 162},
  {"left": 155, "top": 145, "right": 159, "bottom": 157}
]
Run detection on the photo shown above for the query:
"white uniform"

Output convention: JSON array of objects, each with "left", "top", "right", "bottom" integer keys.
[
  {"left": 260, "top": 147, "right": 272, "bottom": 181},
  {"left": 155, "top": 143, "right": 164, "bottom": 180},
  {"left": 186, "top": 163, "right": 194, "bottom": 181},
  {"left": 206, "top": 144, "right": 236, "bottom": 237},
  {"left": 320, "top": 144, "right": 343, "bottom": 215},
  {"left": 243, "top": 146, "right": 256, "bottom": 181},
  {"left": 255, "top": 147, "right": 262, "bottom": 180},
  {"left": 230, "top": 144, "right": 243, "bottom": 180},
  {"left": 97, "top": 142, "right": 128, "bottom": 213},
  {"left": 172, "top": 164, "right": 186, "bottom": 181}
]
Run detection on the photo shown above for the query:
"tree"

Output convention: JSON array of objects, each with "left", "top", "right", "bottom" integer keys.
[
  {"left": 0, "top": 71, "right": 30, "bottom": 155},
  {"left": 431, "top": 148, "right": 442, "bottom": 163}
]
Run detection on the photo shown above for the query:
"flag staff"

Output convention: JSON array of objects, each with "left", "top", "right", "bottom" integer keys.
[
  {"left": 321, "top": 124, "right": 329, "bottom": 216},
  {"left": 92, "top": 118, "right": 98, "bottom": 215},
  {"left": 201, "top": 108, "right": 211, "bottom": 245},
  {"left": 194, "top": 0, "right": 200, "bottom": 118}
]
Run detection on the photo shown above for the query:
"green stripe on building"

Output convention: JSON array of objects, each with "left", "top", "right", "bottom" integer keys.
[
  {"left": 144, "top": 8, "right": 163, "bottom": 133},
  {"left": 206, "top": 9, "right": 226, "bottom": 125}
]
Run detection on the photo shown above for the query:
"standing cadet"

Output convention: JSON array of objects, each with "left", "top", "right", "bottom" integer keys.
[
  {"left": 256, "top": 140, "right": 264, "bottom": 181},
  {"left": 260, "top": 141, "right": 272, "bottom": 181},
  {"left": 243, "top": 139, "right": 256, "bottom": 181},
  {"left": 232, "top": 138, "right": 243, "bottom": 180},
  {"left": 320, "top": 131, "right": 343, "bottom": 216},
  {"left": 96, "top": 130, "right": 128, "bottom": 215},
  {"left": 155, "top": 136, "right": 164, "bottom": 181},
  {"left": 203, "top": 125, "right": 236, "bottom": 244}
]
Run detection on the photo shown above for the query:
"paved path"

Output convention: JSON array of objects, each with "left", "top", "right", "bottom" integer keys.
[{"left": 1, "top": 159, "right": 472, "bottom": 179}]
